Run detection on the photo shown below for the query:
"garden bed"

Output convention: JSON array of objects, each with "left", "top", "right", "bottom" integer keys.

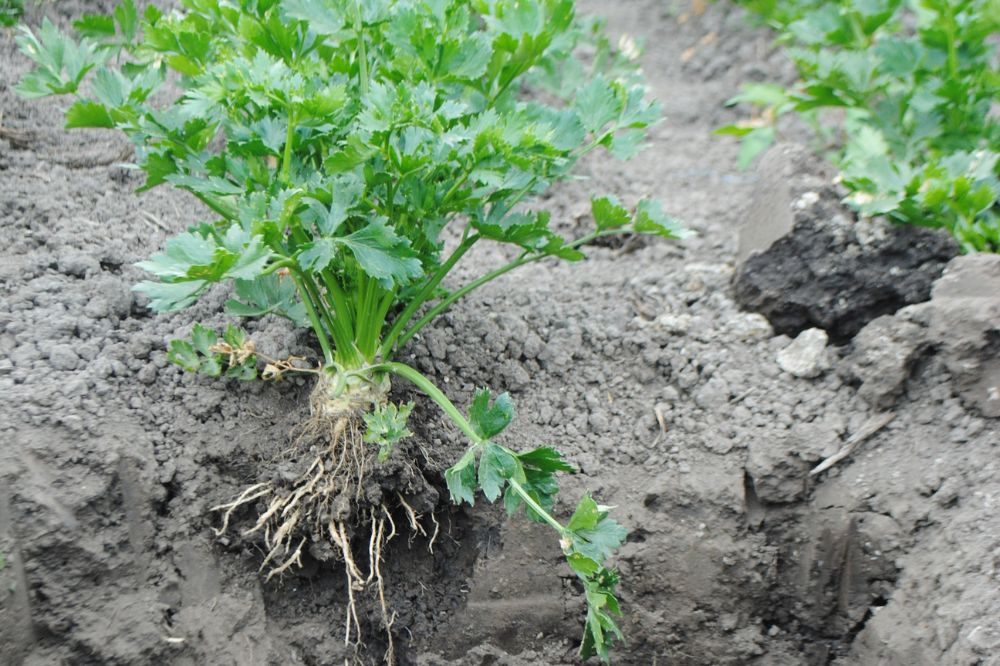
[{"left": 1, "top": 1, "right": 998, "bottom": 665}]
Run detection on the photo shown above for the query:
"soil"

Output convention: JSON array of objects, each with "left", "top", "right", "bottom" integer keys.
[{"left": 2, "top": 2, "right": 998, "bottom": 666}]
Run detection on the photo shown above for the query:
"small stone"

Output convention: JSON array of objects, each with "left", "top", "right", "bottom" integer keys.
[
  {"left": 729, "top": 313, "right": 773, "bottom": 340},
  {"left": 933, "top": 477, "right": 960, "bottom": 507},
  {"left": 776, "top": 328, "right": 829, "bottom": 378},
  {"left": 655, "top": 313, "right": 691, "bottom": 334}
]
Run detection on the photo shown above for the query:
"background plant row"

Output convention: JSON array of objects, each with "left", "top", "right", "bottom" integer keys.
[{"left": 720, "top": 0, "right": 1000, "bottom": 252}]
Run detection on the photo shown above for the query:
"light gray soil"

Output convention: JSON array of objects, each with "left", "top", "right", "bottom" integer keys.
[{"left": 2, "top": 2, "right": 998, "bottom": 666}]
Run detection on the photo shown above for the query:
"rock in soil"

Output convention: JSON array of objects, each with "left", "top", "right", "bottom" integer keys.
[
  {"left": 733, "top": 143, "right": 958, "bottom": 343},
  {"left": 776, "top": 327, "right": 830, "bottom": 379}
]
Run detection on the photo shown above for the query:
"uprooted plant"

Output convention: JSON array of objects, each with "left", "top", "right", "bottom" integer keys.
[{"left": 17, "top": 0, "right": 687, "bottom": 661}]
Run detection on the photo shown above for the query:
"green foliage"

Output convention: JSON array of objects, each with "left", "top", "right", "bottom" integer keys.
[
  {"left": 16, "top": 0, "right": 682, "bottom": 366},
  {"left": 468, "top": 388, "right": 516, "bottom": 440},
  {"left": 363, "top": 401, "right": 414, "bottom": 461},
  {"left": 16, "top": 1, "right": 686, "bottom": 659},
  {"left": 725, "top": 0, "right": 1000, "bottom": 251},
  {"left": 442, "top": 386, "right": 625, "bottom": 660},
  {"left": 167, "top": 323, "right": 258, "bottom": 380},
  {"left": 0, "top": 0, "right": 23, "bottom": 28}
]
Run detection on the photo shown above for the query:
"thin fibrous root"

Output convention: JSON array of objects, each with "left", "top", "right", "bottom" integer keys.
[
  {"left": 382, "top": 504, "right": 398, "bottom": 543},
  {"left": 210, "top": 483, "right": 272, "bottom": 537},
  {"left": 244, "top": 495, "right": 286, "bottom": 536},
  {"left": 396, "top": 493, "right": 427, "bottom": 538},
  {"left": 218, "top": 412, "right": 372, "bottom": 579},
  {"left": 427, "top": 511, "right": 440, "bottom": 555},
  {"left": 373, "top": 512, "right": 396, "bottom": 666},
  {"left": 265, "top": 537, "right": 306, "bottom": 582},
  {"left": 331, "top": 520, "right": 364, "bottom": 653},
  {"left": 330, "top": 520, "right": 365, "bottom": 583}
]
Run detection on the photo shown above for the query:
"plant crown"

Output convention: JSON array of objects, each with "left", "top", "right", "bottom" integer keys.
[{"left": 17, "top": 0, "right": 688, "bottom": 659}]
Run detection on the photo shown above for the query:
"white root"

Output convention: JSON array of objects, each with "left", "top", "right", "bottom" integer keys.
[
  {"left": 382, "top": 504, "right": 398, "bottom": 543},
  {"left": 330, "top": 521, "right": 365, "bottom": 583},
  {"left": 244, "top": 495, "right": 285, "bottom": 535},
  {"left": 211, "top": 483, "right": 272, "bottom": 537},
  {"left": 337, "top": 531, "right": 362, "bottom": 651},
  {"left": 373, "top": 513, "right": 396, "bottom": 666},
  {"left": 397, "top": 493, "right": 427, "bottom": 539},
  {"left": 265, "top": 537, "right": 306, "bottom": 582},
  {"left": 427, "top": 511, "right": 440, "bottom": 555}
]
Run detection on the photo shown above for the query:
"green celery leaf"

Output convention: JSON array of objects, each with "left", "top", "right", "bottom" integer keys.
[
  {"left": 567, "top": 552, "right": 600, "bottom": 576},
  {"left": 363, "top": 401, "right": 414, "bottom": 462},
  {"left": 633, "top": 199, "right": 690, "bottom": 239},
  {"left": 114, "top": 0, "right": 138, "bottom": 43},
  {"left": 133, "top": 279, "right": 207, "bottom": 311},
  {"left": 591, "top": 196, "right": 630, "bottom": 231},
  {"left": 714, "top": 125, "right": 755, "bottom": 137},
  {"left": 298, "top": 239, "right": 338, "bottom": 272},
  {"left": 518, "top": 446, "right": 576, "bottom": 473},
  {"left": 580, "top": 568, "right": 625, "bottom": 662},
  {"left": 282, "top": 0, "right": 349, "bottom": 36},
  {"left": 65, "top": 100, "right": 115, "bottom": 129},
  {"left": 608, "top": 130, "right": 645, "bottom": 160},
  {"left": 338, "top": 220, "right": 423, "bottom": 287},
  {"left": 190, "top": 323, "right": 217, "bottom": 356},
  {"left": 226, "top": 363, "right": 257, "bottom": 380},
  {"left": 573, "top": 519, "right": 628, "bottom": 563},
  {"left": 575, "top": 77, "right": 619, "bottom": 133},
  {"left": 225, "top": 236, "right": 272, "bottom": 280},
  {"left": 167, "top": 339, "right": 200, "bottom": 372},
  {"left": 468, "top": 388, "right": 515, "bottom": 439},
  {"left": 445, "top": 447, "right": 478, "bottom": 506},
  {"left": 73, "top": 15, "right": 116, "bottom": 39},
  {"left": 199, "top": 355, "right": 222, "bottom": 377},
  {"left": 478, "top": 442, "right": 521, "bottom": 502},
  {"left": 442, "top": 32, "right": 493, "bottom": 79},
  {"left": 567, "top": 495, "right": 602, "bottom": 531},
  {"left": 222, "top": 324, "right": 248, "bottom": 349},
  {"left": 136, "top": 232, "right": 216, "bottom": 279},
  {"left": 226, "top": 275, "right": 308, "bottom": 327}
]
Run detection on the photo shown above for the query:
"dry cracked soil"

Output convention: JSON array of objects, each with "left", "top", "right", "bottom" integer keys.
[{"left": 2, "top": 1, "right": 999, "bottom": 665}]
